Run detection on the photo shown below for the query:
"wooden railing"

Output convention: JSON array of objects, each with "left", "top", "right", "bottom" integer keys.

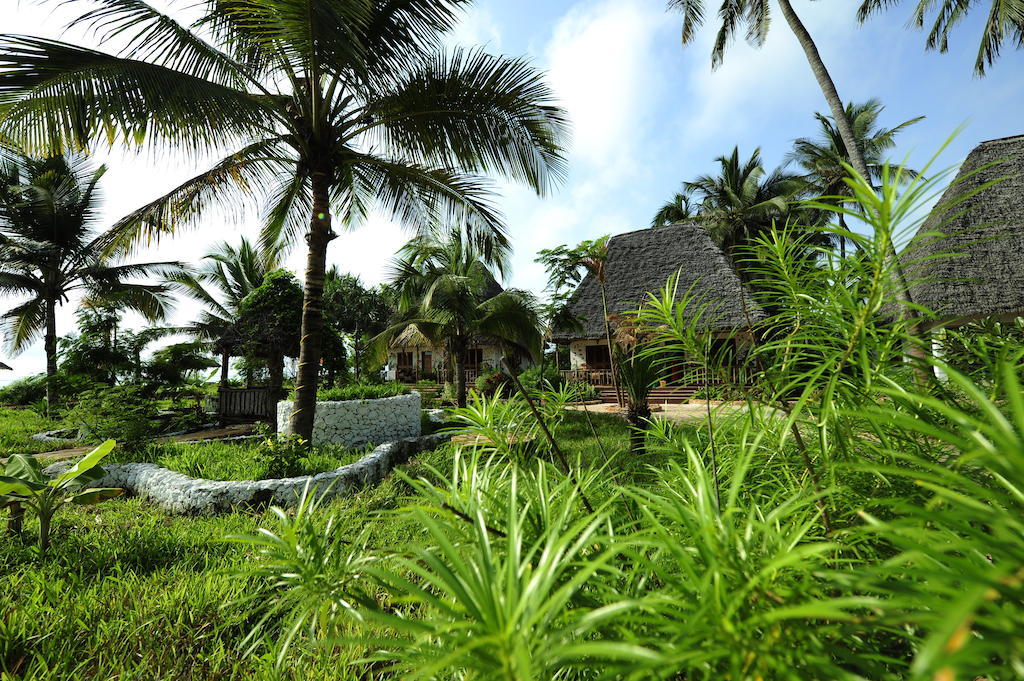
[
  {"left": 218, "top": 387, "right": 276, "bottom": 419},
  {"left": 559, "top": 369, "right": 614, "bottom": 387},
  {"left": 561, "top": 364, "right": 745, "bottom": 388}
]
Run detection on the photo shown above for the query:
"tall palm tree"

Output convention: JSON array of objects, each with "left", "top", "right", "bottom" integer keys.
[
  {"left": 858, "top": 0, "right": 1024, "bottom": 75},
  {"left": 536, "top": 236, "right": 622, "bottom": 405},
  {"left": 0, "top": 153, "right": 177, "bottom": 407},
  {"left": 0, "top": 0, "right": 568, "bottom": 438},
  {"left": 787, "top": 99, "right": 923, "bottom": 257},
  {"left": 386, "top": 227, "right": 541, "bottom": 408},
  {"left": 685, "top": 147, "right": 805, "bottom": 272},
  {"left": 668, "top": 0, "right": 875, "bottom": 182},
  {"left": 650, "top": 190, "right": 695, "bottom": 228},
  {"left": 165, "top": 237, "right": 281, "bottom": 385}
]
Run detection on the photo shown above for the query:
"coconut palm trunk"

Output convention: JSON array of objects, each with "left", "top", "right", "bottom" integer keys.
[
  {"left": 43, "top": 296, "right": 58, "bottom": 411},
  {"left": 453, "top": 332, "right": 470, "bottom": 408},
  {"left": 776, "top": 0, "right": 871, "bottom": 181},
  {"left": 290, "top": 171, "right": 335, "bottom": 438},
  {"left": 776, "top": 0, "right": 919, "bottom": 360}
]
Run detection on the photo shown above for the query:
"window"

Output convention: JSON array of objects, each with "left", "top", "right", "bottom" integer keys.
[
  {"left": 397, "top": 351, "right": 413, "bottom": 368},
  {"left": 584, "top": 344, "right": 610, "bottom": 369},
  {"left": 466, "top": 348, "right": 484, "bottom": 370}
]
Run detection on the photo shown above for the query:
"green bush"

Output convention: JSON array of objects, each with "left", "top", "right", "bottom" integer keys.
[
  {"left": 64, "top": 386, "right": 159, "bottom": 448},
  {"left": 518, "top": 364, "right": 562, "bottom": 390},
  {"left": 0, "top": 372, "right": 95, "bottom": 406},
  {"left": 312, "top": 381, "right": 410, "bottom": 401},
  {"left": 473, "top": 368, "right": 507, "bottom": 397}
]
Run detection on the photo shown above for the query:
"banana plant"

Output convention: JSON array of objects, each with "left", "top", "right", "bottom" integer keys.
[{"left": 0, "top": 440, "right": 123, "bottom": 555}]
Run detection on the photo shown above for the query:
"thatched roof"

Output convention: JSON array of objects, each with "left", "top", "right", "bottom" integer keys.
[
  {"left": 390, "top": 325, "right": 431, "bottom": 349},
  {"left": 0, "top": 361, "right": 11, "bottom": 371},
  {"left": 901, "top": 134, "right": 1024, "bottom": 325},
  {"left": 552, "top": 222, "right": 764, "bottom": 341}
]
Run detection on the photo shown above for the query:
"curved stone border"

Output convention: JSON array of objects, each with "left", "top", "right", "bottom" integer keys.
[
  {"left": 277, "top": 392, "right": 421, "bottom": 447},
  {"left": 43, "top": 433, "right": 451, "bottom": 515},
  {"left": 32, "top": 428, "right": 78, "bottom": 443}
]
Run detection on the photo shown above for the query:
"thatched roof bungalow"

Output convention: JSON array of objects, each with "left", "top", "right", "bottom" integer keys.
[
  {"left": 385, "top": 281, "right": 535, "bottom": 384},
  {"left": 552, "top": 222, "right": 763, "bottom": 387},
  {"left": 901, "top": 134, "right": 1024, "bottom": 327}
]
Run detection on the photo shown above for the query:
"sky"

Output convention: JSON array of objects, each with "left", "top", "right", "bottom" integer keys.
[{"left": 2, "top": 0, "right": 1023, "bottom": 383}]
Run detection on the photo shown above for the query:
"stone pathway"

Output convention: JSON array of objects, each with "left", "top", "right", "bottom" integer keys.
[{"left": 4, "top": 423, "right": 259, "bottom": 464}]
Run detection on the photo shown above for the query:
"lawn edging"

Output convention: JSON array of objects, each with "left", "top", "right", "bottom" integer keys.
[{"left": 42, "top": 432, "right": 451, "bottom": 514}]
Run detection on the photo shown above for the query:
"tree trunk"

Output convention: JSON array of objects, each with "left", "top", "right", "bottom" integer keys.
[
  {"left": 44, "top": 297, "right": 58, "bottom": 413},
  {"left": 354, "top": 335, "right": 361, "bottom": 381},
  {"left": 599, "top": 283, "right": 622, "bottom": 407},
  {"left": 219, "top": 350, "right": 230, "bottom": 387},
  {"left": 776, "top": 0, "right": 870, "bottom": 181},
  {"left": 289, "top": 170, "right": 336, "bottom": 439},
  {"left": 777, "top": 0, "right": 921, "bottom": 372},
  {"left": 454, "top": 341, "right": 468, "bottom": 408}
]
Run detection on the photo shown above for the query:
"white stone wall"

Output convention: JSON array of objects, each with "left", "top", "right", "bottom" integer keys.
[
  {"left": 277, "top": 392, "right": 421, "bottom": 447},
  {"left": 44, "top": 433, "right": 451, "bottom": 514}
]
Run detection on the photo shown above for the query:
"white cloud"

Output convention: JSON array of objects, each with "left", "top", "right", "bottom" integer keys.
[
  {"left": 545, "top": 0, "right": 665, "bottom": 167},
  {"left": 446, "top": 5, "right": 503, "bottom": 51}
]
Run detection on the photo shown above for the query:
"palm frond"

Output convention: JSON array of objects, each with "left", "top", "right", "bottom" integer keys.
[
  {"left": 357, "top": 48, "right": 569, "bottom": 196},
  {"left": 0, "top": 36, "right": 275, "bottom": 154}
]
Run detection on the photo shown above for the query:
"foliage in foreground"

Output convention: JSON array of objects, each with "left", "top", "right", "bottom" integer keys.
[
  {"left": 1, "top": 440, "right": 122, "bottom": 555},
  {"left": 228, "top": 157, "right": 1024, "bottom": 679}
]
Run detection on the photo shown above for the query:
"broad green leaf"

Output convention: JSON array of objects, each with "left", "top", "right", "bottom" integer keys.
[
  {"left": 54, "top": 440, "right": 116, "bottom": 489},
  {"left": 0, "top": 475, "right": 46, "bottom": 497},
  {"left": 4, "top": 453, "right": 46, "bottom": 483},
  {"left": 69, "top": 487, "right": 124, "bottom": 505}
]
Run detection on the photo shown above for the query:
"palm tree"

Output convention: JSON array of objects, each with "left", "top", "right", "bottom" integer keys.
[
  {"left": 0, "top": 0, "right": 568, "bottom": 438},
  {"left": 668, "top": 0, "right": 875, "bottom": 182},
  {"left": 387, "top": 227, "right": 542, "bottom": 408},
  {"left": 0, "top": 153, "right": 177, "bottom": 407},
  {"left": 536, "top": 236, "right": 622, "bottom": 405},
  {"left": 323, "top": 267, "right": 392, "bottom": 382},
  {"left": 165, "top": 238, "right": 281, "bottom": 386},
  {"left": 857, "top": 0, "right": 1024, "bottom": 75},
  {"left": 650, "top": 190, "right": 695, "bottom": 228},
  {"left": 787, "top": 99, "right": 923, "bottom": 257},
  {"left": 685, "top": 147, "right": 805, "bottom": 272}
]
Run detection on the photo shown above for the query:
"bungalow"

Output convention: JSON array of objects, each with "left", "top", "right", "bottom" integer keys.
[
  {"left": 900, "top": 134, "right": 1024, "bottom": 328},
  {"left": 384, "top": 326, "right": 516, "bottom": 384},
  {"left": 551, "top": 222, "right": 764, "bottom": 397},
  {"left": 384, "top": 280, "right": 537, "bottom": 384}
]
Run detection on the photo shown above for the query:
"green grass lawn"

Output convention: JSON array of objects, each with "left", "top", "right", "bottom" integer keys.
[
  {"left": 0, "top": 412, "right": 635, "bottom": 680},
  {"left": 0, "top": 407, "right": 79, "bottom": 457},
  {"left": 112, "top": 439, "right": 371, "bottom": 481}
]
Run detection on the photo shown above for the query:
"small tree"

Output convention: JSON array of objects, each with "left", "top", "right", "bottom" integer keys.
[
  {"left": 537, "top": 236, "right": 621, "bottom": 404},
  {"left": 232, "top": 271, "right": 303, "bottom": 404}
]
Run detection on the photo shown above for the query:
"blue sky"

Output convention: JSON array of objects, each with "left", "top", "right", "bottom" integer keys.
[{"left": 2, "top": 0, "right": 1023, "bottom": 381}]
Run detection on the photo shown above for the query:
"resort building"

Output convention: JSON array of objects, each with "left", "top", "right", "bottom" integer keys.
[
  {"left": 900, "top": 134, "right": 1024, "bottom": 328},
  {"left": 551, "top": 222, "right": 763, "bottom": 399},
  {"left": 384, "top": 327, "right": 523, "bottom": 384}
]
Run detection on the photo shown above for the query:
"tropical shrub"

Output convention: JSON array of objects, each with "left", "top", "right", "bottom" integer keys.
[
  {"left": 65, "top": 385, "right": 158, "bottom": 448},
  {"left": 518, "top": 364, "right": 563, "bottom": 390},
  {"left": 230, "top": 153, "right": 1024, "bottom": 679},
  {"left": 313, "top": 382, "right": 410, "bottom": 402},
  {"left": 473, "top": 368, "right": 507, "bottom": 397},
  {"left": 0, "top": 441, "right": 122, "bottom": 555}
]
